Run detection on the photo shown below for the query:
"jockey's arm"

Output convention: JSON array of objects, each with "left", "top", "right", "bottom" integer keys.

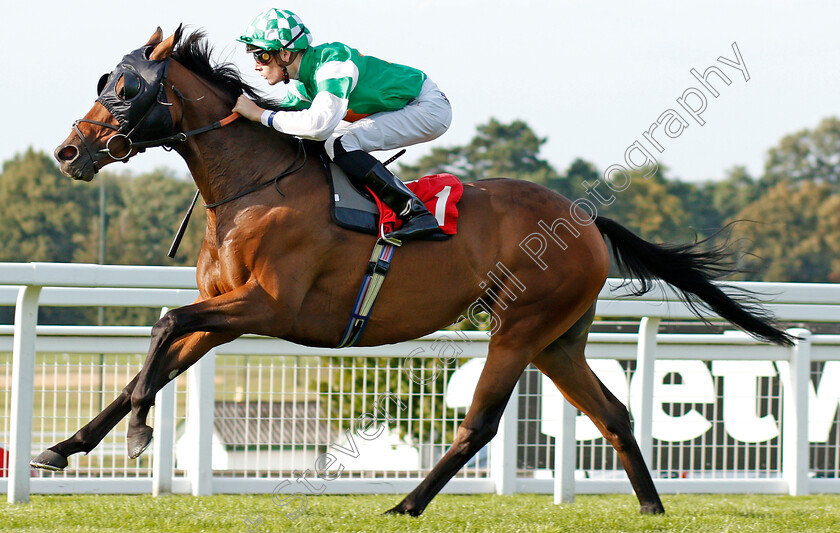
[{"left": 233, "top": 91, "right": 348, "bottom": 141}]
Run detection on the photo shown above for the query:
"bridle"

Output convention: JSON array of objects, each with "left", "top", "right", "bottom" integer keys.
[
  {"left": 71, "top": 43, "right": 307, "bottom": 208},
  {"left": 73, "top": 46, "right": 242, "bottom": 174},
  {"left": 73, "top": 98, "right": 241, "bottom": 171},
  {"left": 72, "top": 99, "right": 241, "bottom": 172}
]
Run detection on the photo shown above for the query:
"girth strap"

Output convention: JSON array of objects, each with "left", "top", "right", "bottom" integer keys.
[{"left": 335, "top": 240, "right": 397, "bottom": 348}]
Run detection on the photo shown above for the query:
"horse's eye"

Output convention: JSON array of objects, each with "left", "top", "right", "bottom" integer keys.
[
  {"left": 97, "top": 73, "right": 110, "bottom": 96},
  {"left": 116, "top": 72, "right": 141, "bottom": 100}
]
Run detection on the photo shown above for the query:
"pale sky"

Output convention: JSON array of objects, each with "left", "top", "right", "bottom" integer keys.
[{"left": 2, "top": 1, "right": 838, "bottom": 183}]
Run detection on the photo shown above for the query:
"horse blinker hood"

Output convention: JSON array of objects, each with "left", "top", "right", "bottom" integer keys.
[{"left": 96, "top": 45, "right": 173, "bottom": 141}]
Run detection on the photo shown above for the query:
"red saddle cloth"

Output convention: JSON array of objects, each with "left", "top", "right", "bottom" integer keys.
[{"left": 371, "top": 173, "right": 464, "bottom": 236}]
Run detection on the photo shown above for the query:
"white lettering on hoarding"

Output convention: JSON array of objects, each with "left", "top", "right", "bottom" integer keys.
[
  {"left": 533, "top": 360, "right": 840, "bottom": 443},
  {"left": 711, "top": 360, "right": 779, "bottom": 443},
  {"left": 630, "top": 360, "right": 714, "bottom": 442}
]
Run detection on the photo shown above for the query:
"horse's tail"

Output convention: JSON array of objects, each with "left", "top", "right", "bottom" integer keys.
[{"left": 594, "top": 216, "right": 795, "bottom": 346}]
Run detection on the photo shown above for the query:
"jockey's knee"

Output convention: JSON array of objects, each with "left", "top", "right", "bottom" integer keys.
[
  {"left": 331, "top": 141, "right": 377, "bottom": 181},
  {"left": 326, "top": 131, "right": 362, "bottom": 160}
]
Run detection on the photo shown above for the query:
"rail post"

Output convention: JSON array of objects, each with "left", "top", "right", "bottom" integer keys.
[
  {"left": 7, "top": 285, "right": 42, "bottom": 504},
  {"left": 152, "top": 308, "right": 177, "bottom": 496},
  {"left": 490, "top": 379, "right": 519, "bottom": 495},
  {"left": 553, "top": 396, "right": 577, "bottom": 504},
  {"left": 188, "top": 347, "right": 217, "bottom": 496},
  {"left": 152, "top": 378, "right": 177, "bottom": 496},
  {"left": 634, "top": 317, "right": 660, "bottom": 467},
  {"left": 783, "top": 328, "right": 811, "bottom": 496}
]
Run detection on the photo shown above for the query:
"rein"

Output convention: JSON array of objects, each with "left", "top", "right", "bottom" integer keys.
[
  {"left": 133, "top": 110, "right": 241, "bottom": 151},
  {"left": 167, "top": 120, "right": 306, "bottom": 258}
]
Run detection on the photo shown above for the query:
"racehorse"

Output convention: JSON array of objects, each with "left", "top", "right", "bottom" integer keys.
[{"left": 39, "top": 27, "right": 793, "bottom": 516}]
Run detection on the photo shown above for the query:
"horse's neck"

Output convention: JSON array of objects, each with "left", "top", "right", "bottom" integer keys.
[
  {"left": 164, "top": 64, "right": 332, "bottom": 243},
  {"left": 178, "top": 105, "right": 306, "bottom": 207}
]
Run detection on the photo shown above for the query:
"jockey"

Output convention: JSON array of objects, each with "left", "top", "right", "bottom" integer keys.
[{"left": 233, "top": 8, "right": 452, "bottom": 242}]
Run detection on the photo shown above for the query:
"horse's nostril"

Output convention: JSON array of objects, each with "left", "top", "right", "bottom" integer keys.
[{"left": 56, "top": 145, "right": 79, "bottom": 163}]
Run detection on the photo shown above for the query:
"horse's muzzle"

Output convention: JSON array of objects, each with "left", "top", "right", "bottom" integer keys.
[{"left": 54, "top": 142, "right": 97, "bottom": 181}]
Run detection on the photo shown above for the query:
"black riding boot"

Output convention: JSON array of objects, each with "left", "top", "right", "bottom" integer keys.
[
  {"left": 362, "top": 162, "right": 440, "bottom": 241},
  {"left": 333, "top": 149, "right": 440, "bottom": 242}
]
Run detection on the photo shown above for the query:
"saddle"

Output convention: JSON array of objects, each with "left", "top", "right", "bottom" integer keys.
[
  {"left": 325, "top": 161, "right": 453, "bottom": 241},
  {"left": 327, "top": 163, "right": 381, "bottom": 235}
]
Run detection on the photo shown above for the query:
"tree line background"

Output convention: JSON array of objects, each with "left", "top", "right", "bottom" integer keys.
[{"left": 2, "top": 115, "right": 839, "bottom": 325}]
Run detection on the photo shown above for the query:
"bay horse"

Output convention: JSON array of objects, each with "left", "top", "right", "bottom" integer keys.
[{"left": 39, "top": 27, "right": 793, "bottom": 516}]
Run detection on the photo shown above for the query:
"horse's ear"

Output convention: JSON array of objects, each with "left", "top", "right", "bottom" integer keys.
[
  {"left": 149, "top": 24, "right": 184, "bottom": 61},
  {"left": 145, "top": 27, "right": 164, "bottom": 47}
]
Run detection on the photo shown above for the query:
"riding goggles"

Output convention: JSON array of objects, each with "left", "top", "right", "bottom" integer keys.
[{"left": 253, "top": 49, "right": 276, "bottom": 65}]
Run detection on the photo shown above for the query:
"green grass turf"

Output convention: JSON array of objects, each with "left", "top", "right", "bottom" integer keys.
[{"left": 2, "top": 493, "right": 840, "bottom": 532}]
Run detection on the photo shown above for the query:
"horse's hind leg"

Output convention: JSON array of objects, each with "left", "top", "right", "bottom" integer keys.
[
  {"left": 386, "top": 339, "right": 532, "bottom": 516},
  {"left": 532, "top": 313, "right": 665, "bottom": 514}
]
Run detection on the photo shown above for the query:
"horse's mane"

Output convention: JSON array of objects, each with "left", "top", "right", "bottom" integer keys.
[{"left": 171, "top": 29, "right": 282, "bottom": 111}]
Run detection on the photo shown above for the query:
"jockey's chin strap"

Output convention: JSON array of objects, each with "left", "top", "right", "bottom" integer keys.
[{"left": 277, "top": 29, "right": 304, "bottom": 84}]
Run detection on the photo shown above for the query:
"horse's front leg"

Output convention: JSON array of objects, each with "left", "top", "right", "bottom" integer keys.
[
  {"left": 127, "top": 283, "right": 281, "bottom": 459},
  {"left": 31, "top": 331, "right": 232, "bottom": 471}
]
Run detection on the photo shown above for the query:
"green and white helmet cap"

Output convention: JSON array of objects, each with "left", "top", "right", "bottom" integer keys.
[{"left": 238, "top": 8, "right": 312, "bottom": 52}]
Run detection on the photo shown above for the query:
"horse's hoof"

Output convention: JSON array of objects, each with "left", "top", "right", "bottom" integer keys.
[
  {"left": 640, "top": 503, "right": 665, "bottom": 515},
  {"left": 384, "top": 504, "right": 422, "bottom": 517},
  {"left": 30, "top": 449, "right": 69, "bottom": 471},
  {"left": 127, "top": 426, "right": 153, "bottom": 459}
]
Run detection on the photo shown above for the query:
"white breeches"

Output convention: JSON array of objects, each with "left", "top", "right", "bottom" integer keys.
[{"left": 325, "top": 78, "right": 452, "bottom": 160}]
